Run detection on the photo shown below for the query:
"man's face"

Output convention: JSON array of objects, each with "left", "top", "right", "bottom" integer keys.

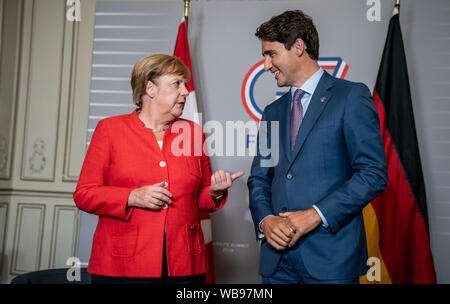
[{"left": 261, "top": 40, "right": 299, "bottom": 87}]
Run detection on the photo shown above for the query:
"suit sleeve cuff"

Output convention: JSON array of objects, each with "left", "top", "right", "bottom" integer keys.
[
  {"left": 199, "top": 187, "right": 228, "bottom": 211},
  {"left": 257, "top": 214, "right": 274, "bottom": 240},
  {"left": 312, "top": 205, "right": 329, "bottom": 228}
]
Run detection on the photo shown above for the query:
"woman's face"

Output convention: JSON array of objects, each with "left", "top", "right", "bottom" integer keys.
[{"left": 150, "top": 73, "right": 190, "bottom": 119}]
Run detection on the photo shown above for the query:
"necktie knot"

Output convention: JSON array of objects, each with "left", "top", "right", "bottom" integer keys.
[{"left": 293, "top": 89, "right": 305, "bottom": 105}]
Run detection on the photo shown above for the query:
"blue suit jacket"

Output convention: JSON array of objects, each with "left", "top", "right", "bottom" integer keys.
[{"left": 247, "top": 71, "right": 388, "bottom": 280}]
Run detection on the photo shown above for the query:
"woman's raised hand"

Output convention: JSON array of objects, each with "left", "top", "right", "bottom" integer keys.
[{"left": 210, "top": 170, "right": 245, "bottom": 197}]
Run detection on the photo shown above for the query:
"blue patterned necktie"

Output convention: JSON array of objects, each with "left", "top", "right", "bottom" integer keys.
[{"left": 290, "top": 89, "right": 305, "bottom": 152}]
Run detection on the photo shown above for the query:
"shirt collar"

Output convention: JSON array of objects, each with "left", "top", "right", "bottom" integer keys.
[{"left": 290, "top": 67, "right": 324, "bottom": 97}]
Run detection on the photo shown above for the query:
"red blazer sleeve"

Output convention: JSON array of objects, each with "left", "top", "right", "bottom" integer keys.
[
  {"left": 196, "top": 127, "right": 227, "bottom": 212},
  {"left": 73, "top": 120, "right": 134, "bottom": 221}
]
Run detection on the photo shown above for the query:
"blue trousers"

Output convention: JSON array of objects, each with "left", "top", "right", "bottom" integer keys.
[{"left": 262, "top": 249, "right": 359, "bottom": 284}]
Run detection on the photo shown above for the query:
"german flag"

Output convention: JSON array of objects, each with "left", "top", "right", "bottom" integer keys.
[{"left": 360, "top": 2, "right": 437, "bottom": 284}]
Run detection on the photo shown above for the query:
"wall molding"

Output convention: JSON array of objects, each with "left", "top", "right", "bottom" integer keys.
[
  {"left": 0, "top": 189, "right": 74, "bottom": 199},
  {"left": 63, "top": 20, "right": 81, "bottom": 182},
  {"left": 0, "top": 202, "right": 8, "bottom": 280},
  {"left": 49, "top": 205, "right": 79, "bottom": 268},
  {"left": 0, "top": 0, "right": 4, "bottom": 61},
  {"left": 10, "top": 203, "right": 45, "bottom": 275},
  {"left": 0, "top": 0, "right": 22, "bottom": 181},
  {"left": 0, "top": 136, "right": 7, "bottom": 175},
  {"left": 20, "top": 0, "right": 66, "bottom": 182}
]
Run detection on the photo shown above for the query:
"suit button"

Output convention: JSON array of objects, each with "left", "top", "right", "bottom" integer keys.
[
  {"left": 159, "top": 161, "right": 166, "bottom": 167},
  {"left": 190, "top": 225, "right": 195, "bottom": 231},
  {"left": 287, "top": 173, "right": 292, "bottom": 179},
  {"left": 281, "top": 207, "right": 287, "bottom": 212}
]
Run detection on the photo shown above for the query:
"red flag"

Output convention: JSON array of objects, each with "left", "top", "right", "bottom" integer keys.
[
  {"left": 173, "top": 18, "right": 215, "bottom": 284},
  {"left": 174, "top": 18, "right": 198, "bottom": 123},
  {"left": 361, "top": 5, "right": 436, "bottom": 284}
]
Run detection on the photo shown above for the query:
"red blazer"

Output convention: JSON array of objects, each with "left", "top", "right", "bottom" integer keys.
[{"left": 73, "top": 110, "right": 227, "bottom": 278}]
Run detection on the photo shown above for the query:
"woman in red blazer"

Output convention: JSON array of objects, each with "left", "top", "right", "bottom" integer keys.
[{"left": 74, "top": 54, "right": 243, "bottom": 284}]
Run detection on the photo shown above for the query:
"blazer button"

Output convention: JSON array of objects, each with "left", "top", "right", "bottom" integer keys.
[
  {"left": 159, "top": 161, "right": 166, "bottom": 167},
  {"left": 286, "top": 173, "right": 293, "bottom": 180},
  {"left": 190, "top": 225, "right": 195, "bottom": 231}
]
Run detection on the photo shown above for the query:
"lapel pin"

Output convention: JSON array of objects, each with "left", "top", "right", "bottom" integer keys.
[{"left": 320, "top": 97, "right": 326, "bottom": 103}]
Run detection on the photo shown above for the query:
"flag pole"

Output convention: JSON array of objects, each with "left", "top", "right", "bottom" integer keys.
[
  {"left": 395, "top": 0, "right": 400, "bottom": 11},
  {"left": 184, "top": 0, "right": 191, "bottom": 29}
]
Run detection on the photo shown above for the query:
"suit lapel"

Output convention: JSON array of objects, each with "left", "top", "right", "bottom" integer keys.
[{"left": 289, "top": 72, "right": 335, "bottom": 166}]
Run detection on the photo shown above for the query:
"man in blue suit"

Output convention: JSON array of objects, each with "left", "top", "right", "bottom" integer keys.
[{"left": 247, "top": 10, "right": 388, "bottom": 284}]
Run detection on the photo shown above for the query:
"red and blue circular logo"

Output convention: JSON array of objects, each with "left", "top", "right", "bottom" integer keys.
[
  {"left": 241, "top": 57, "right": 349, "bottom": 122},
  {"left": 241, "top": 59, "right": 266, "bottom": 122}
]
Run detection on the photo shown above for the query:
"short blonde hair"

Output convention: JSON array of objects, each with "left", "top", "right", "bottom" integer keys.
[{"left": 130, "top": 54, "right": 191, "bottom": 107}]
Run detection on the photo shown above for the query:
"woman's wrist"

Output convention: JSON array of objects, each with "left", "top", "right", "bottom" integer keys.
[
  {"left": 210, "top": 189, "right": 225, "bottom": 197},
  {"left": 210, "top": 190, "right": 226, "bottom": 203}
]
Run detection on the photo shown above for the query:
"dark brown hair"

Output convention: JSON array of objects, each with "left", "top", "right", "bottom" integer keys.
[{"left": 255, "top": 10, "right": 319, "bottom": 60}]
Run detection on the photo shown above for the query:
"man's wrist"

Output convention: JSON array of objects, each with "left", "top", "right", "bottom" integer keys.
[
  {"left": 260, "top": 215, "right": 275, "bottom": 232},
  {"left": 311, "top": 205, "right": 329, "bottom": 228}
]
